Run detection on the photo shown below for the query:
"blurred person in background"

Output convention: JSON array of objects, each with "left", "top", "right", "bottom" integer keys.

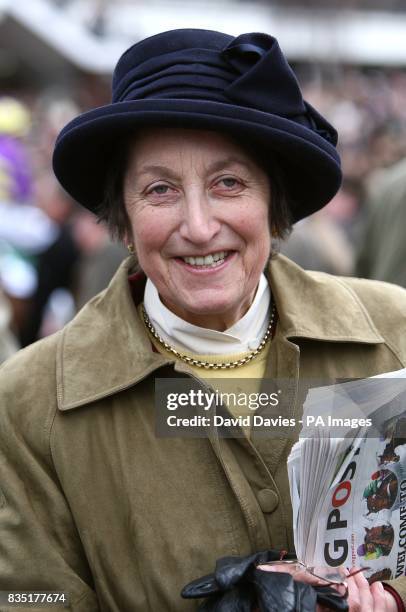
[
  {"left": 0, "top": 98, "right": 29, "bottom": 359},
  {"left": 280, "top": 179, "right": 358, "bottom": 276},
  {"left": 0, "top": 97, "right": 80, "bottom": 347},
  {"left": 0, "top": 28, "right": 405, "bottom": 612},
  {"left": 72, "top": 209, "right": 127, "bottom": 310},
  {"left": 30, "top": 94, "right": 83, "bottom": 177},
  {"left": 28, "top": 93, "right": 126, "bottom": 330},
  {"left": 356, "top": 157, "right": 406, "bottom": 287},
  {"left": 0, "top": 97, "right": 53, "bottom": 351},
  {"left": 0, "top": 97, "right": 33, "bottom": 203},
  {"left": 17, "top": 173, "right": 80, "bottom": 346},
  {"left": 282, "top": 69, "right": 406, "bottom": 278}
]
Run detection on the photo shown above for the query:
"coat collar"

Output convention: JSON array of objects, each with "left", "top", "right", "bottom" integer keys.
[
  {"left": 267, "top": 254, "right": 384, "bottom": 343},
  {"left": 56, "top": 254, "right": 384, "bottom": 411}
]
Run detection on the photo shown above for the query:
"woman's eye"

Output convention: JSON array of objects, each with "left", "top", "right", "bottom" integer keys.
[
  {"left": 220, "top": 177, "right": 238, "bottom": 188},
  {"left": 212, "top": 176, "right": 245, "bottom": 196},
  {"left": 150, "top": 184, "right": 170, "bottom": 195}
]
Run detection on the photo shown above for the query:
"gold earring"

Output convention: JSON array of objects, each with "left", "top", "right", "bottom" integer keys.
[{"left": 127, "top": 244, "right": 135, "bottom": 254}]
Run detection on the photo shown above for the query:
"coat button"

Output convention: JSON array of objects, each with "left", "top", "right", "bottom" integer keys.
[{"left": 257, "top": 489, "right": 279, "bottom": 513}]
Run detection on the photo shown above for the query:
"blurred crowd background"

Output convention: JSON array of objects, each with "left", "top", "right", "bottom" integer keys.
[{"left": 1, "top": 0, "right": 406, "bottom": 361}]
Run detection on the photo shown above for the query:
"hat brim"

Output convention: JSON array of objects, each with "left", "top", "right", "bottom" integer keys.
[{"left": 53, "top": 98, "right": 342, "bottom": 222}]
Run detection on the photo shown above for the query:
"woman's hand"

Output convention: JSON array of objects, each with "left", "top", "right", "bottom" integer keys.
[
  {"left": 342, "top": 570, "right": 398, "bottom": 612},
  {"left": 257, "top": 564, "right": 399, "bottom": 611}
]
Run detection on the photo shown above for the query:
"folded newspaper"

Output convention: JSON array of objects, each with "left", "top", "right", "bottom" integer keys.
[{"left": 288, "top": 369, "right": 406, "bottom": 583}]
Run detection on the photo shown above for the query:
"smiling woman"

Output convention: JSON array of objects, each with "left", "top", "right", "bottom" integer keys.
[
  {"left": 1, "top": 27, "right": 406, "bottom": 612},
  {"left": 123, "top": 128, "right": 272, "bottom": 331}
]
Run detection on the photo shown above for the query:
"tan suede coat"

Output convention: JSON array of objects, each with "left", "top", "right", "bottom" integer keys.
[{"left": 1, "top": 254, "right": 406, "bottom": 611}]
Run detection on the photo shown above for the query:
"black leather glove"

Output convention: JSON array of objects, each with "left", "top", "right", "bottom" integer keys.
[{"left": 181, "top": 550, "right": 349, "bottom": 611}]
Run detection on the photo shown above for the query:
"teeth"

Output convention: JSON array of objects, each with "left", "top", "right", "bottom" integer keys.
[{"left": 182, "top": 251, "right": 228, "bottom": 267}]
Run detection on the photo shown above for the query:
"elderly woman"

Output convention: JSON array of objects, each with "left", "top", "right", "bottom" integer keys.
[{"left": 0, "top": 29, "right": 405, "bottom": 612}]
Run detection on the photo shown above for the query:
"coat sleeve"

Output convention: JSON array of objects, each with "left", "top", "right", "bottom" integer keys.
[
  {"left": 0, "top": 339, "right": 99, "bottom": 612},
  {"left": 384, "top": 577, "right": 406, "bottom": 610}
]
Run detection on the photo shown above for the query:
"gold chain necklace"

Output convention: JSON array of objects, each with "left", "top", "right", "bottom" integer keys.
[{"left": 141, "top": 303, "right": 276, "bottom": 370}]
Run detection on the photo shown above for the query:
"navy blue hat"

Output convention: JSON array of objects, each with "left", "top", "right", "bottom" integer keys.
[{"left": 53, "top": 28, "right": 342, "bottom": 221}]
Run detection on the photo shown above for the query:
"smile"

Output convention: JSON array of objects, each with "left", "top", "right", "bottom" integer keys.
[{"left": 180, "top": 251, "right": 229, "bottom": 268}]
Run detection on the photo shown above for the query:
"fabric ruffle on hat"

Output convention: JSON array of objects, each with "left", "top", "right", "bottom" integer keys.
[
  {"left": 53, "top": 29, "right": 342, "bottom": 220},
  {"left": 221, "top": 33, "right": 336, "bottom": 144}
]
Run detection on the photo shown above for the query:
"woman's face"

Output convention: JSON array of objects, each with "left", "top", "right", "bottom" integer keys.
[{"left": 123, "top": 128, "right": 271, "bottom": 331}]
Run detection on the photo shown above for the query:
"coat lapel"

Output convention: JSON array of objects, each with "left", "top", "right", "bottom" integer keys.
[
  {"left": 268, "top": 254, "right": 384, "bottom": 344},
  {"left": 56, "top": 257, "right": 174, "bottom": 411}
]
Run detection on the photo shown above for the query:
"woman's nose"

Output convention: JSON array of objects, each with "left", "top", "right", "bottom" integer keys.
[{"left": 179, "top": 193, "right": 221, "bottom": 244}]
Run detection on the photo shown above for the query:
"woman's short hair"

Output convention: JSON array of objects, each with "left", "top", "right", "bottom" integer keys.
[{"left": 96, "top": 133, "right": 295, "bottom": 243}]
